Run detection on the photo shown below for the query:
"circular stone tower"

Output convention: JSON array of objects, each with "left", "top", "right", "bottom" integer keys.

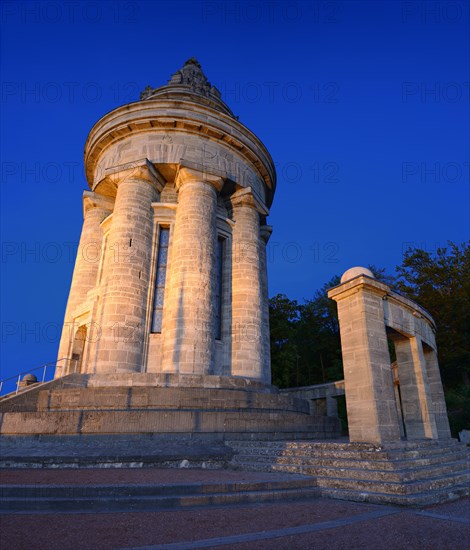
[{"left": 57, "top": 58, "right": 276, "bottom": 385}]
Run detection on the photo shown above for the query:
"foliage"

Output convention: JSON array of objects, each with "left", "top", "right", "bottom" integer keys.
[
  {"left": 269, "top": 276, "right": 342, "bottom": 388},
  {"left": 395, "top": 241, "right": 470, "bottom": 390},
  {"left": 394, "top": 241, "right": 470, "bottom": 436},
  {"left": 269, "top": 294, "right": 300, "bottom": 388},
  {"left": 445, "top": 385, "right": 470, "bottom": 438}
]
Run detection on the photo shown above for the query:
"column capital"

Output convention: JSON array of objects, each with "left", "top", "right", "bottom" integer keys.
[
  {"left": 175, "top": 161, "right": 224, "bottom": 192},
  {"left": 260, "top": 225, "right": 273, "bottom": 243},
  {"left": 103, "top": 158, "right": 165, "bottom": 193},
  {"left": 83, "top": 191, "right": 115, "bottom": 218},
  {"left": 228, "top": 187, "right": 269, "bottom": 216}
]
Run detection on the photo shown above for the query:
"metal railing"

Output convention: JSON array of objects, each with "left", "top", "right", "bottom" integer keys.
[{"left": 0, "top": 358, "right": 79, "bottom": 397}]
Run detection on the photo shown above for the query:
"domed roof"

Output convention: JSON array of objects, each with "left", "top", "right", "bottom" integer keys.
[
  {"left": 139, "top": 58, "right": 235, "bottom": 117},
  {"left": 340, "top": 266, "right": 375, "bottom": 284}
]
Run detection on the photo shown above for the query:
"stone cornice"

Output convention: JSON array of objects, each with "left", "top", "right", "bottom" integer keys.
[
  {"left": 84, "top": 97, "right": 276, "bottom": 205},
  {"left": 175, "top": 162, "right": 224, "bottom": 192},
  {"left": 70, "top": 301, "right": 92, "bottom": 323},
  {"left": 328, "top": 275, "right": 436, "bottom": 330},
  {"left": 386, "top": 290, "right": 436, "bottom": 331},
  {"left": 328, "top": 275, "right": 389, "bottom": 301},
  {"left": 216, "top": 215, "right": 235, "bottom": 236},
  {"left": 101, "top": 158, "right": 165, "bottom": 193},
  {"left": 151, "top": 202, "right": 177, "bottom": 222},
  {"left": 228, "top": 187, "right": 269, "bottom": 216},
  {"left": 260, "top": 225, "right": 273, "bottom": 243},
  {"left": 82, "top": 191, "right": 115, "bottom": 217}
]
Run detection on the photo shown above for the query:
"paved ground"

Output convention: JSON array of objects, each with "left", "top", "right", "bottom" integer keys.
[{"left": 1, "top": 468, "right": 469, "bottom": 550}]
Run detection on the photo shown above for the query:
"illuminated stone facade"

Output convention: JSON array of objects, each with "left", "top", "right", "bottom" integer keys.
[
  {"left": 56, "top": 59, "right": 275, "bottom": 384},
  {"left": 328, "top": 268, "right": 451, "bottom": 444}
]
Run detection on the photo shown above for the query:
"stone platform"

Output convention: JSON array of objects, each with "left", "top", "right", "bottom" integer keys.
[
  {"left": 0, "top": 373, "right": 340, "bottom": 439},
  {"left": 0, "top": 433, "right": 468, "bottom": 506},
  {"left": 0, "top": 434, "right": 233, "bottom": 469}
]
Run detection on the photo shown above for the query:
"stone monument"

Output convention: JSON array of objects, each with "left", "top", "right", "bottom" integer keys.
[
  {"left": 0, "top": 59, "right": 339, "bottom": 441},
  {"left": 57, "top": 57, "right": 273, "bottom": 382},
  {"left": 0, "top": 64, "right": 467, "bottom": 507}
]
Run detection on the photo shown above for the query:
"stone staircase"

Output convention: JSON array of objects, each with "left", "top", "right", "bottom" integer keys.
[
  {"left": 226, "top": 439, "right": 470, "bottom": 505},
  {"left": 0, "top": 474, "right": 320, "bottom": 513}
]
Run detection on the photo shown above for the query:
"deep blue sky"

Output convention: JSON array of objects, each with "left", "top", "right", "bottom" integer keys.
[{"left": 1, "top": 0, "right": 469, "bottom": 381}]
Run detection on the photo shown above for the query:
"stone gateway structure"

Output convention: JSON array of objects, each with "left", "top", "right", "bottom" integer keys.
[{"left": 328, "top": 267, "right": 451, "bottom": 445}]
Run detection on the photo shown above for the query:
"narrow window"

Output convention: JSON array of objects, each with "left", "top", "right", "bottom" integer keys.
[
  {"left": 151, "top": 227, "right": 170, "bottom": 333},
  {"left": 215, "top": 237, "right": 224, "bottom": 340}
]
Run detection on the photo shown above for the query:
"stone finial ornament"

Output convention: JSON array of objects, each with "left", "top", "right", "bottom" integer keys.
[
  {"left": 167, "top": 57, "right": 222, "bottom": 98},
  {"left": 140, "top": 85, "right": 154, "bottom": 100},
  {"left": 140, "top": 58, "right": 222, "bottom": 103}
]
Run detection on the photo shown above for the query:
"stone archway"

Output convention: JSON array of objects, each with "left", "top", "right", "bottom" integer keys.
[
  {"left": 328, "top": 267, "right": 451, "bottom": 444},
  {"left": 71, "top": 325, "right": 87, "bottom": 374}
]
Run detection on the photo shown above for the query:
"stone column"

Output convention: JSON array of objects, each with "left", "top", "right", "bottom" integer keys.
[
  {"left": 395, "top": 337, "right": 438, "bottom": 440},
  {"left": 56, "top": 191, "right": 113, "bottom": 376},
  {"left": 260, "top": 225, "right": 273, "bottom": 384},
  {"left": 326, "top": 396, "right": 338, "bottom": 418},
  {"left": 93, "top": 167, "right": 160, "bottom": 373},
  {"left": 161, "top": 166, "right": 223, "bottom": 375},
  {"left": 423, "top": 348, "right": 451, "bottom": 439},
  {"left": 229, "top": 188, "right": 267, "bottom": 381},
  {"left": 328, "top": 276, "right": 401, "bottom": 444}
]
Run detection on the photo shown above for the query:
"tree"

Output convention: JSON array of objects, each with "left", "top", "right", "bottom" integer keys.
[
  {"left": 395, "top": 241, "right": 470, "bottom": 435},
  {"left": 295, "top": 276, "right": 343, "bottom": 385},
  {"left": 395, "top": 241, "right": 470, "bottom": 388},
  {"left": 269, "top": 294, "right": 299, "bottom": 388},
  {"left": 269, "top": 276, "right": 343, "bottom": 388}
]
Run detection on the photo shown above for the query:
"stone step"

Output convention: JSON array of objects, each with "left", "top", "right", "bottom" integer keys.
[
  {"left": 0, "top": 434, "right": 234, "bottom": 469},
  {"left": 227, "top": 435, "right": 470, "bottom": 506},
  {"left": 226, "top": 439, "right": 459, "bottom": 452},
  {"left": 304, "top": 460, "right": 469, "bottom": 483},
  {"left": 0, "top": 457, "right": 228, "bottom": 470},
  {"left": 227, "top": 460, "right": 470, "bottom": 504},
  {"left": 226, "top": 441, "right": 465, "bottom": 462},
  {"left": 313, "top": 470, "right": 470, "bottom": 496},
  {"left": 230, "top": 448, "right": 469, "bottom": 471},
  {"left": 0, "top": 374, "right": 85, "bottom": 406},
  {"left": 319, "top": 482, "right": 470, "bottom": 506},
  {"left": 0, "top": 477, "right": 317, "bottom": 499},
  {"left": 230, "top": 457, "right": 469, "bottom": 483},
  {"left": 220, "top": 431, "right": 337, "bottom": 441},
  {"left": 0, "top": 479, "right": 320, "bottom": 513}
]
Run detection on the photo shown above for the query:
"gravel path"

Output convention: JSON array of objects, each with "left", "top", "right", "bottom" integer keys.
[{"left": 1, "top": 468, "right": 468, "bottom": 550}]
